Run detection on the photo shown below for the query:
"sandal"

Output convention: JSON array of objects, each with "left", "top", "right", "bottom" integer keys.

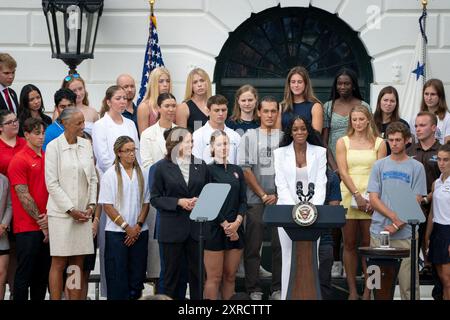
[{"left": 420, "top": 265, "right": 432, "bottom": 277}]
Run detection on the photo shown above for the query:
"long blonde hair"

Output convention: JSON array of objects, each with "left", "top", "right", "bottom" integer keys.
[
  {"left": 61, "top": 75, "right": 90, "bottom": 106},
  {"left": 142, "top": 67, "right": 172, "bottom": 109},
  {"left": 183, "top": 68, "right": 212, "bottom": 101},
  {"left": 347, "top": 105, "right": 380, "bottom": 143},
  {"left": 113, "top": 136, "right": 144, "bottom": 208},
  {"left": 280, "top": 66, "right": 321, "bottom": 113}
]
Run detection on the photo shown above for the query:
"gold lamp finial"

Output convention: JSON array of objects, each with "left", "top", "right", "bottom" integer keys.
[{"left": 150, "top": 0, "right": 155, "bottom": 15}]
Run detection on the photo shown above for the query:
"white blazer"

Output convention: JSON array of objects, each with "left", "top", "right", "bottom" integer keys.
[
  {"left": 140, "top": 121, "right": 176, "bottom": 169},
  {"left": 45, "top": 134, "right": 98, "bottom": 216},
  {"left": 274, "top": 142, "right": 327, "bottom": 206},
  {"left": 274, "top": 141, "right": 327, "bottom": 300},
  {"left": 92, "top": 113, "right": 140, "bottom": 174}
]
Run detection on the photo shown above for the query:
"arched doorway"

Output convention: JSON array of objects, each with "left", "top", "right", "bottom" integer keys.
[{"left": 214, "top": 5, "right": 373, "bottom": 105}]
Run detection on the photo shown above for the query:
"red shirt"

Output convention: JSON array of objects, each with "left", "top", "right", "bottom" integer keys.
[
  {"left": 0, "top": 137, "right": 26, "bottom": 176},
  {"left": 8, "top": 144, "right": 48, "bottom": 233}
]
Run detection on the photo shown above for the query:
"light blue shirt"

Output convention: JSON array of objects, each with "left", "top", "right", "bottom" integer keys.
[
  {"left": 368, "top": 156, "right": 426, "bottom": 240},
  {"left": 43, "top": 120, "right": 64, "bottom": 151}
]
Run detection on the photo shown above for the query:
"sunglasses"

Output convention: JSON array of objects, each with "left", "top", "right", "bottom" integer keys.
[{"left": 64, "top": 73, "right": 80, "bottom": 82}]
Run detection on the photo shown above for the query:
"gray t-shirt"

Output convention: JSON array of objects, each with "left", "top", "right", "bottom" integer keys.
[
  {"left": 367, "top": 156, "right": 427, "bottom": 240},
  {"left": 238, "top": 128, "right": 283, "bottom": 204}
]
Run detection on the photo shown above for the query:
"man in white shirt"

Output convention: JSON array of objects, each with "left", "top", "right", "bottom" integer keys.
[{"left": 192, "top": 94, "right": 241, "bottom": 164}]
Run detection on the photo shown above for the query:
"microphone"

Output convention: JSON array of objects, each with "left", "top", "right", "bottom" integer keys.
[
  {"left": 307, "top": 183, "right": 315, "bottom": 201},
  {"left": 296, "top": 181, "right": 305, "bottom": 201}
]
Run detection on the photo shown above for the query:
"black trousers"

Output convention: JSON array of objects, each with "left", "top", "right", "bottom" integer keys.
[
  {"left": 159, "top": 237, "right": 201, "bottom": 300},
  {"left": 318, "top": 244, "right": 334, "bottom": 300},
  {"left": 13, "top": 231, "right": 51, "bottom": 301},
  {"left": 244, "top": 203, "right": 281, "bottom": 293}
]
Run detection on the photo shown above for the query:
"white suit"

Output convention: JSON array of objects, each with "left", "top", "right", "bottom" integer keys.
[{"left": 274, "top": 142, "right": 327, "bottom": 300}]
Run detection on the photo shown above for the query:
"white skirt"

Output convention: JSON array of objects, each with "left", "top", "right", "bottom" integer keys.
[{"left": 48, "top": 213, "right": 94, "bottom": 257}]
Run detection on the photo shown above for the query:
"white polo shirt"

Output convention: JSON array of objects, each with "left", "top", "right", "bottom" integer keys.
[
  {"left": 436, "top": 112, "right": 450, "bottom": 145},
  {"left": 99, "top": 163, "right": 150, "bottom": 232},
  {"left": 192, "top": 121, "right": 241, "bottom": 164},
  {"left": 432, "top": 175, "right": 450, "bottom": 225}
]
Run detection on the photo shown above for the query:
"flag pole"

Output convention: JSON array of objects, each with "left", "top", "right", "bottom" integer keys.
[
  {"left": 421, "top": 0, "right": 428, "bottom": 81},
  {"left": 137, "top": 0, "right": 164, "bottom": 106},
  {"left": 150, "top": 0, "right": 155, "bottom": 16}
]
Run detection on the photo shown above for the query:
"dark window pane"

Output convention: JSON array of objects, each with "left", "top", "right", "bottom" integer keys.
[{"left": 215, "top": 6, "right": 373, "bottom": 103}]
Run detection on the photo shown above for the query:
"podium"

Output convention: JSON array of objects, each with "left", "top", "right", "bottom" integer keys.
[
  {"left": 358, "top": 247, "right": 410, "bottom": 300},
  {"left": 264, "top": 204, "right": 345, "bottom": 300}
]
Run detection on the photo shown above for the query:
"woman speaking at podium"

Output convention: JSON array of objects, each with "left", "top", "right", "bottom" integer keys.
[{"left": 274, "top": 116, "right": 327, "bottom": 300}]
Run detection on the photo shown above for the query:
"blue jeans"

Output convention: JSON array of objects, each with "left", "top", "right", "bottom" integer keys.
[{"left": 105, "top": 230, "right": 149, "bottom": 300}]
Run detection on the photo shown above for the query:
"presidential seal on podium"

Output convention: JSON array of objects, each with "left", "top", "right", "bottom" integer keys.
[{"left": 292, "top": 201, "right": 318, "bottom": 226}]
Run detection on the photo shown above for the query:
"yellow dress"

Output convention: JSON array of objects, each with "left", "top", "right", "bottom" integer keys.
[{"left": 341, "top": 136, "right": 383, "bottom": 219}]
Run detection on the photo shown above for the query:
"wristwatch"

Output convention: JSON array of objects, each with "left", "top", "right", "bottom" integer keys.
[
  {"left": 421, "top": 196, "right": 428, "bottom": 205},
  {"left": 137, "top": 221, "right": 144, "bottom": 228}
]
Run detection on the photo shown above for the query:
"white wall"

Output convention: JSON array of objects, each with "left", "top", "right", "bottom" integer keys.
[{"left": 1, "top": 0, "right": 449, "bottom": 114}]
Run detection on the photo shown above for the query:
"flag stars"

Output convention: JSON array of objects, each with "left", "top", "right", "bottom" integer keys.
[
  {"left": 137, "top": 16, "right": 165, "bottom": 105},
  {"left": 412, "top": 61, "right": 425, "bottom": 80}
]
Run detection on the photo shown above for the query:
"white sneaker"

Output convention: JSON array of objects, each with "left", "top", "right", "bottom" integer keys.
[
  {"left": 249, "top": 291, "right": 263, "bottom": 300},
  {"left": 331, "top": 261, "right": 343, "bottom": 278},
  {"left": 270, "top": 290, "right": 281, "bottom": 300},
  {"left": 259, "top": 266, "right": 272, "bottom": 278}
]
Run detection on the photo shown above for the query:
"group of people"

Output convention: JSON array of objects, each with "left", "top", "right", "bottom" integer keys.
[{"left": 0, "top": 51, "right": 449, "bottom": 301}]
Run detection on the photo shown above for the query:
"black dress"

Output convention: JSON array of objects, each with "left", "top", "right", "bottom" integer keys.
[
  {"left": 205, "top": 162, "right": 247, "bottom": 251},
  {"left": 186, "top": 99, "right": 208, "bottom": 132},
  {"left": 225, "top": 118, "right": 259, "bottom": 135}
]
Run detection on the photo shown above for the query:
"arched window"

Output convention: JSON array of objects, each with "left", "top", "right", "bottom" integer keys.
[{"left": 214, "top": 5, "right": 373, "bottom": 104}]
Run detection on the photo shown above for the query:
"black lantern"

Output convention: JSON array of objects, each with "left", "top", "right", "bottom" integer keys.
[{"left": 42, "top": 0, "right": 104, "bottom": 74}]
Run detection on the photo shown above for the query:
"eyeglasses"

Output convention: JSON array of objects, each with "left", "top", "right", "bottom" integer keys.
[
  {"left": 1, "top": 119, "right": 19, "bottom": 126},
  {"left": 64, "top": 73, "right": 80, "bottom": 82},
  {"left": 119, "top": 148, "right": 137, "bottom": 155}
]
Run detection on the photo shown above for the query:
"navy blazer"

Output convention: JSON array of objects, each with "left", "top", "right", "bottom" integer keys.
[
  {"left": 0, "top": 87, "right": 19, "bottom": 114},
  {"left": 150, "top": 156, "right": 209, "bottom": 243}
]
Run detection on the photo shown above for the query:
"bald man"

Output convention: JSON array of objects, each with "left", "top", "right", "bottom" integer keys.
[{"left": 116, "top": 74, "right": 138, "bottom": 130}]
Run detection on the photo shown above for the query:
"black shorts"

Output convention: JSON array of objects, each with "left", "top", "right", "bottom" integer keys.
[
  {"left": 428, "top": 223, "right": 450, "bottom": 265},
  {"left": 204, "top": 222, "right": 244, "bottom": 251},
  {"left": 0, "top": 249, "right": 10, "bottom": 256}
]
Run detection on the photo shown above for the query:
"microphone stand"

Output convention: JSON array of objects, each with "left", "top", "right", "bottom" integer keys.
[{"left": 408, "top": 219, "right": 420, "bottom": 300}]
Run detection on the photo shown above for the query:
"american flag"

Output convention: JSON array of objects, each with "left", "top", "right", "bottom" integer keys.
[
  {"left": 137, "top": 15, "right": 165, "bottom": 106},
  {"left": 400, "top": 8, "right": 430, "bottom": 129}
]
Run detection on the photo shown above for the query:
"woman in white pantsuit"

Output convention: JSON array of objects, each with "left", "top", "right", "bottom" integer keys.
[
  {"left": 139, "top": 93, "right": 177, "bottom": 279},
  {"left": 274, "top": 116, "right": 327, "bottom": 300},
  {"left": 45, "top": 107, "right": 98, "bottom": 300}
]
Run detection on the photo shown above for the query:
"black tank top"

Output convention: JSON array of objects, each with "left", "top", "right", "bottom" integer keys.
[{"left": 186, "top": 99, "right": 209, "bottom": 132}]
